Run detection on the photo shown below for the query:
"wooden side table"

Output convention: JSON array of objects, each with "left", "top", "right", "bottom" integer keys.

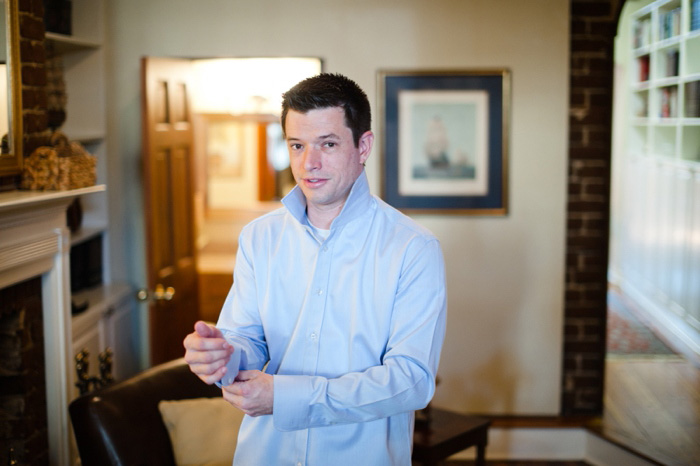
[{"left": 412, "top": 408, "right": 491, "bottom": 466}]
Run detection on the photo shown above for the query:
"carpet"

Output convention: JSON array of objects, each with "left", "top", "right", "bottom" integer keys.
[{"left": 606, "top": 290, "right": 678, "bottom": 356}]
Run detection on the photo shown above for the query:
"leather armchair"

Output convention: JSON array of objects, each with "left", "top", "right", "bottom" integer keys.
[
  {"left": 70, "top": 358, "right": 490, "bottom": 466},
  {"left": 69, "top": 358, "right": 220, "bottom": 466}
]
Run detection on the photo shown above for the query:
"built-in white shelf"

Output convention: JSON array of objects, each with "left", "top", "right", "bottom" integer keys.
[
  {"left": 45, "top": 32, "right": 101, "bottom": 54},
  {"left": 72, "top": 282, "right": 132, "bottom": 325},
  {"left": 70, "top": 225, "right": 105, "bottom": 246}
]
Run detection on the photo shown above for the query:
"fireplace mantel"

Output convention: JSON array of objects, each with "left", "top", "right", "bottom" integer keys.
[
  {"left": 0, "top": 185, "right": 105, "bottom": 465},
  {"left": 0, "top": 185, "right": 105, "bottom": 213}
]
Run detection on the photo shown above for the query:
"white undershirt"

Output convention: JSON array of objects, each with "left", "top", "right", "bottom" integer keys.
[{"left": 309, "top": 222, "right": 331, "bottom": 241}]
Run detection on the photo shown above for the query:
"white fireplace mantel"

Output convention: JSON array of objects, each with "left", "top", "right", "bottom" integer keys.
[{"left": 0, "top": 185, "right": 105, "bottom": 466}]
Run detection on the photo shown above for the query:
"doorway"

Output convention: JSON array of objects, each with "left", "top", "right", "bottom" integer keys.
[
  {"left": 600, "top": 0, "right": 700, "bottom": 462},
  {"left": 608, "top": 0, "right": 699, "bottom": 364},
  {"left": 188, "top": 57, "right": 322, "bottom": 323}
]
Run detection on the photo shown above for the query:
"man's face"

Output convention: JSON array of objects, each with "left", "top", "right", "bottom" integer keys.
[{"left": 285, "top": 107, "right": 372, "bottom": 217}]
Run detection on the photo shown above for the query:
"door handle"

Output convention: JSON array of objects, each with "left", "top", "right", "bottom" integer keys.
[
  {"left": 136, "top": 284, "right": 176, "bottom": 302},
  {"left": 154, "top": 284, "right": 176, "bottom": 301}
]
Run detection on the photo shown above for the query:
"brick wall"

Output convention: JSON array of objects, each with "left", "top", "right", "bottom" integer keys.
[
  {"left": 562, "top": 0, "right": 623, "bottom": 416},
  {"left": 19, "top": 0, "right": 50, "bottom": 156}
]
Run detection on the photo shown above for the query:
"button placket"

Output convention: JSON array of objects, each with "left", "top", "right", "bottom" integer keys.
[
  {"left": 294, "top": 427, "right": 308, "bottom": 466},
  {"left": 301, "top": 241, "right": 331, "bottom": 374}
]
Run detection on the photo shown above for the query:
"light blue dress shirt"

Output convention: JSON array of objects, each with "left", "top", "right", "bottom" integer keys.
[{"left": 216, "top": 171, "right": 447, "bottom": 466}]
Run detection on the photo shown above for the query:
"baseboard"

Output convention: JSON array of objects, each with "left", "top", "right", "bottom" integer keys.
[
  {"left": 446, "top": 427, "right": 657, "bottom": 465},
  {"left": 447, "top": 427, "right": 585, "bottom": 460}
]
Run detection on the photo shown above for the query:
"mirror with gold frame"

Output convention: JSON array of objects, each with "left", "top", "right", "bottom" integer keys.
[{"left": 0, "top": 0, "right": 23, "bottom": 176}]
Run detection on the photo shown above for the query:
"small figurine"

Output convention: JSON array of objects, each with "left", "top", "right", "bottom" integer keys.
[
  {"left": 74, "top": 348, "right": 115, "bottom": 395},
  {"left": 99, "top": 348, "right": 114, "bottom": 385}
]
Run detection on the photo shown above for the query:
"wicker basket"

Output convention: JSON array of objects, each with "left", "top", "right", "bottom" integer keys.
[{"left": 22, "top": 136, "right": 96, "bottom": 190}]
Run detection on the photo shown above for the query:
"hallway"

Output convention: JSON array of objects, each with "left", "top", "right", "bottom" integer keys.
[
  {"left": 593, "top": 287, "right": 699, "bottom": 465},
  {"left": 590, "top": 357, "right": 700, "bottom": 465}
]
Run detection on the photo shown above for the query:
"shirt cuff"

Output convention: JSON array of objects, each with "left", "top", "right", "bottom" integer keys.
[
  {"left": 272, "top": 374, "right": 310, "bottom": 431},
  {"left": 215, "top": 347, "right": 241, "bottom": 387}
]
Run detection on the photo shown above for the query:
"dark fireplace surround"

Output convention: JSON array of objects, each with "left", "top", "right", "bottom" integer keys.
[{"left": 0, "top": 278, "right": 47, "bottom": 465}]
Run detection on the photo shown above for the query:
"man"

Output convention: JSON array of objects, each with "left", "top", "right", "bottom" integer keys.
[{"left": 184, "top": 73, "right": 446, "bottom": 465}]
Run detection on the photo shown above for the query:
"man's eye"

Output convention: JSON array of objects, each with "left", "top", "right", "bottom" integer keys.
[
  {"left": 324, "top": 142, "right": 337, "bottom": 148},
  {"left": 290, "top": 143, "right": 302, "bottom": 150}
]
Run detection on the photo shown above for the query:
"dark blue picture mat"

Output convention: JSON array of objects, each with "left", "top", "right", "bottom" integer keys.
[{"left": 383, "top": 74, "right": 505, "bottom": 210}]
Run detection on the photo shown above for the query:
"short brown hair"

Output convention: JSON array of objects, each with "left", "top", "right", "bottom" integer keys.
[{"left": 281, "top": 73, "right": 371, "bottom": 147}]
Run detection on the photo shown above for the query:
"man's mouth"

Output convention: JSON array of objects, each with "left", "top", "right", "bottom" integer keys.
[{"left": 304, "top": 178, "right": 327, "bottom": 187}]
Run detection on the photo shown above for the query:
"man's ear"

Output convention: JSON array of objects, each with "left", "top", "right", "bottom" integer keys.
[{"left": 358, "top": 131, "right": 374, "bottom": 165}]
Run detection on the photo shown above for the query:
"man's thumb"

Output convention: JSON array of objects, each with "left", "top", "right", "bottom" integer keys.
[{"left": 194, "top": 320, "right": 219, "bottom": 338}]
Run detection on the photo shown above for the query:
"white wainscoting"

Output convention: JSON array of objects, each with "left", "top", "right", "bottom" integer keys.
[{"left": 610, "top": 154, "right": 700, "bottom": 364}]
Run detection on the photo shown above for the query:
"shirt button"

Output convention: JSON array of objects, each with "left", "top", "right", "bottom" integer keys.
[
  {"left": 310, "top": 332, "right": 317, "bottom": 341},
  {"left": 317, "top": 289, "right": 323, "bottom": 295},
  {"left": 323, "top": 246, "right": 329, "bottom": 252}
]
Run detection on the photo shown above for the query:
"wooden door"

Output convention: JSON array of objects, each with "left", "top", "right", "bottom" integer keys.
[{"left": 141, "top": 57, "right": 199, "bottom": 365}]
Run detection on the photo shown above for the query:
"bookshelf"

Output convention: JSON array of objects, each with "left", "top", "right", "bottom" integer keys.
[
  {"left": 630, "top": 0, "right": 700, "bottom": 162},
  {"left": 613, "top": 0, "right": 700, "bottom": 370}
]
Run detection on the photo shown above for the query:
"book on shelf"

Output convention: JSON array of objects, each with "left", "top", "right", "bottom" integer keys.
[
  {"left": 693, "top": 0, "right": 700, "bottom": 32},
  {"left": 638, "top": 55, "right": 650, "bottom": 82},
  {"left": 634, "top": 94, "right": 648, "bottom": 118},
  {"left": 665, "top": 49, "right": 679, "bottom": 77},
  {"left": 659, "top": 7, "right": 681, "bottom": 39},
  {"left": 686, "top": 81, "right": 700, "bottom": 118},
  {"left": 633, "top": 18, "right": 651, "bottom": 48},
  {"left": 660, "top": 86, "right": 678, "bottom": 118}
]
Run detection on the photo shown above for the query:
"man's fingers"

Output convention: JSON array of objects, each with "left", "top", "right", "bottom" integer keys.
[
  {"left": 187, "top": 356, "right": 229, "bottom": 383},
  {"left": 222, "top": 388, "right": 245, "bottom": 409},
  {"left": 234, "top": 369, "right": 255, "bottom": 381},
  {"left": 224, "top": 380, "right": 244, "bottom": 396},
  {"left": 183, "top": 331, "right": 231, "bottom": 352},
  {"left": 194, "top": 320, "right": 223, "bottom": 338},
  {"left": 186, "top": 347, "right": 232, "bottom": 365},
  {"left": 182, "top": 322, "right": 234, "bottom": 386},
  {"left": 193, "top": 364, "right": 227, "bottom": 385},
  {"left": 221, "top": 371, "right": 273, "bottom": 416}
]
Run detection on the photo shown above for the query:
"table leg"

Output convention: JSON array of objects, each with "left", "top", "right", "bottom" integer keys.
[{"left": 475, "top": 442, "right": 486, "bottom": 466}]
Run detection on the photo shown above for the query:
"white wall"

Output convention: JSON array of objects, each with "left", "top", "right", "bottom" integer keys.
[{"left": 105, "top": 0, "right": 570, "bottom": 415}]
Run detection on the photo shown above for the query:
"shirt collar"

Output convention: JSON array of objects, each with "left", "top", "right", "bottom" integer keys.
[{"left": 282, "top": 171, "right": 373, "bottom": 230}]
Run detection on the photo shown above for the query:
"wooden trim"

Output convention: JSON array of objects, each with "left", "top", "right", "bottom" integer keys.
[
  {"left": 257, "top": 122, "right": 276, "bottom": 201},
  {"left": 479, "top": 415, "right": 598, "bottom": 429}
]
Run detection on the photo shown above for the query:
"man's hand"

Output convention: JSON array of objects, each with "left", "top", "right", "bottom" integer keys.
[
  {"left": 222, "top": 370, "right": 273, "bottom": 416},
  {"left": 183, "top": 321, "right": 234, "bottom": 385}
]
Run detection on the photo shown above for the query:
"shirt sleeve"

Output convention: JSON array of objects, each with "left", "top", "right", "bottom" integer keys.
[
  {"left": 272, "top": 237, "right": 447, "bottom": 431},
  {"left": 215, "top": 231, "right": 269, "bottom": 387}
]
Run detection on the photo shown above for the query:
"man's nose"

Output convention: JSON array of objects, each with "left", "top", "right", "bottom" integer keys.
[{"left": 303, "top": 147, "right": 321, "bottom": 171}]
